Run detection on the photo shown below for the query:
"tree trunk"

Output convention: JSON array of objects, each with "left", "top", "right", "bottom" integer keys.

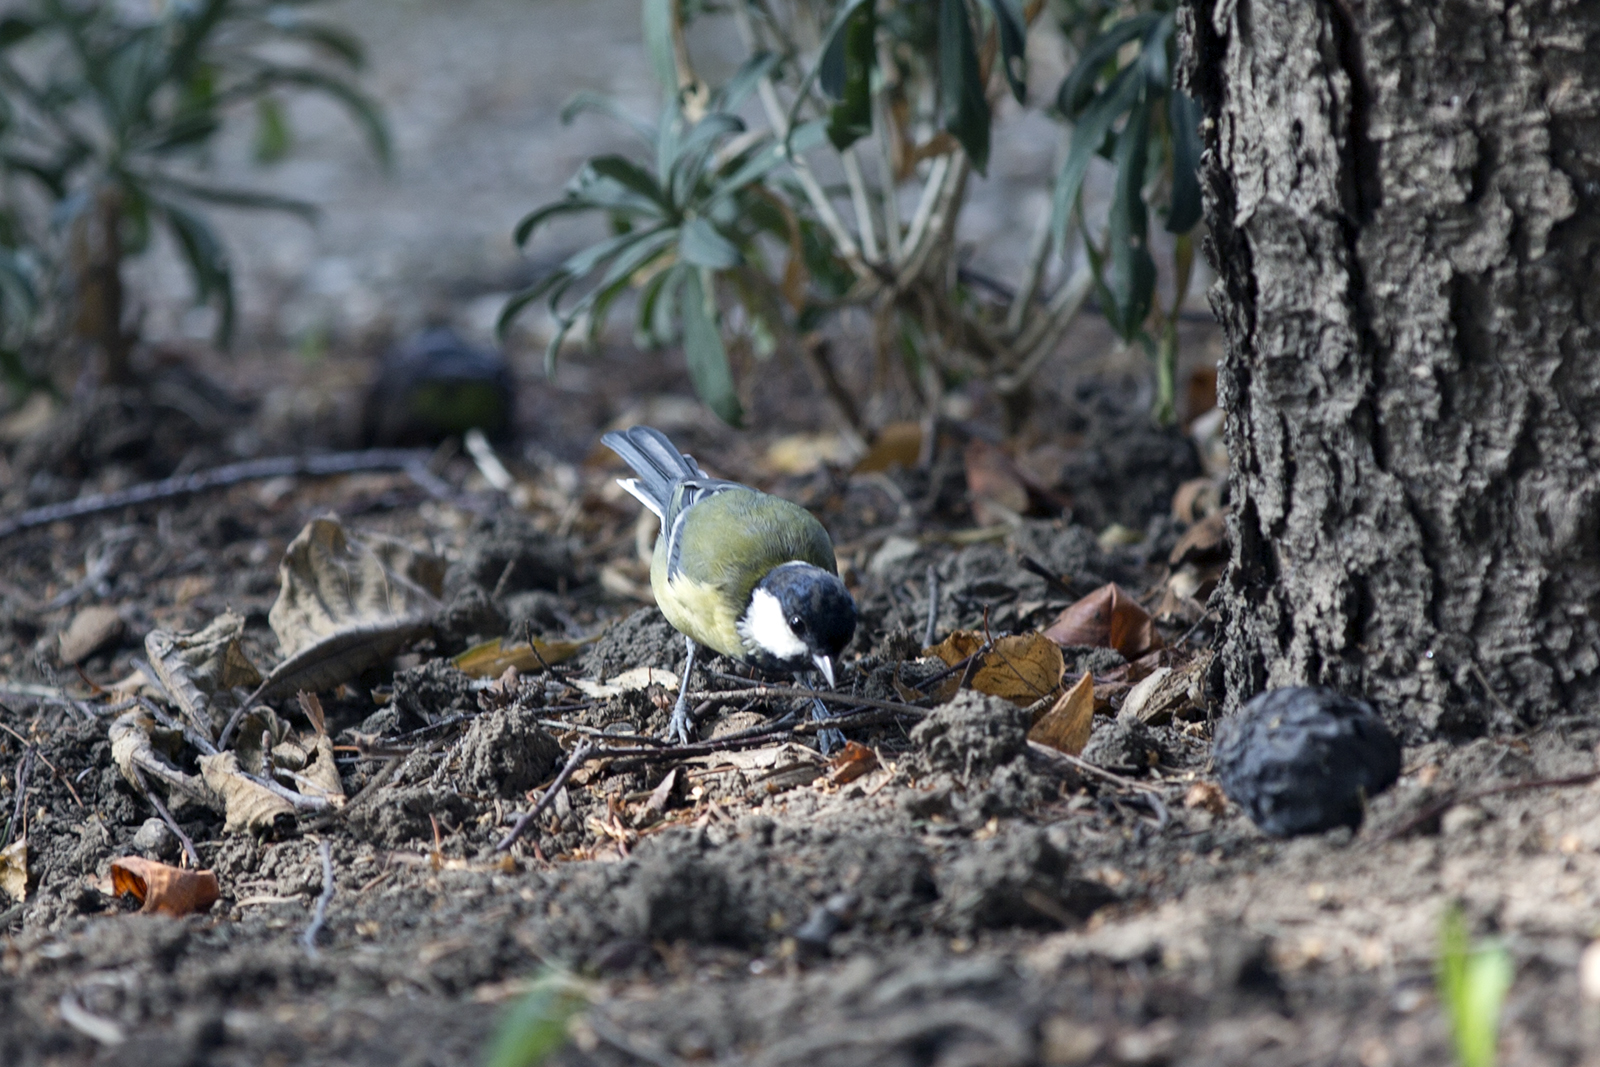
[{"left": 1183, "top": 0, "right": 1600, "bottom": 734}]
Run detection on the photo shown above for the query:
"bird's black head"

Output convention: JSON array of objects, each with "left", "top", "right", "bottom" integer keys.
[{"left": 739, "top": 562, "right": 857, "bottom": 680}]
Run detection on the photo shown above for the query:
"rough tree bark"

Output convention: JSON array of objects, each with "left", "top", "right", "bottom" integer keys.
[{"left": 1183, "top": 0, "right": 1600, "bottom": 734}]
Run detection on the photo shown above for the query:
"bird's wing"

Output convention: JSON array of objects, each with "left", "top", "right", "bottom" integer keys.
[{"left": 662, "top": 477, "right": 743, "bottom": 580}]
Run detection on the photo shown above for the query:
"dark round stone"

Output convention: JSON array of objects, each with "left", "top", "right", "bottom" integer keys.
[{"left": 1212, "top": 687, "right": 1401, "bottom": 837}]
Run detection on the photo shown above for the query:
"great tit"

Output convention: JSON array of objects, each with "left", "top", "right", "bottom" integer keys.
[{"left": 602, "top": 425, "right": 857, "bottom": 748}]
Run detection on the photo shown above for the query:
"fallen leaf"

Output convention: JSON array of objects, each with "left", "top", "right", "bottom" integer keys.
[
  {"left": 645, "top": 768, "right": 679, "bottom": 814},
  {"left": 145, "top": 611, "right": 263, "bottom": 739},
  {"left": 827, "top": 742, "right": 880, "bottom": 785},
  {"left": 964, "top": 439, "right": 1029, "bottom": 526},
  {"left": 198, "top": 752, "right": 295, "bottom": 833},
  {"left": 58, "top": 606, "right": 124, "bottom": 665},
  {"left": 1117, "top": 667, "right": 1176, "bottom": 725},
  {"left": 295, "top": 733, "right": 347, "bottom": 807},
  {"left": 1171, "top": 478, "right": 1222, "bottom": 524},
  {"left": 109, "top": 712, "right": 220, "bottom": 810},
  {"left": 0, "top": 837, "right": 27, "bottom": 902},
  {"left": 766, "top": 433, "right": 850, "bottom": 475},
  {"left": 852, "top": 421, "right": 923, "bottom": 473},
  {"left": 1029, "top": 672, "right": 1094, "bottom": 756},
  {"left": 257, "top": 518, "right": 443, "bottom": 701},
  {"left": 454, "top": 635, "right": 596, "bottom": 678},
  {"left": 1183, "top": 781, "right": 1227, "bottom": 816},
  {"left": 109, "top": 856, "right": 220, "bottom": 916},
  {"left": 298, "top": 691, "right": 327, "bottom": 736},
  {"left": 924, "top": 631, "right": 1064, "bottom": 706},
  {"left": 1169, "top": 509, "right": 1229, "bottom": 568},
  {"left": 1044, "top": 584, "right": 1163, "bottom": 661},
  {"left": 1184, "top": 364, "right": 1218, "bottom": 427},
  {"left": 574, "top": 665, "right": 680, "bottom": 698}
]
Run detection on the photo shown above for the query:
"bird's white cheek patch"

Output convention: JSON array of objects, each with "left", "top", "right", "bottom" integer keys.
[{"left": 738, "top": 588, "right": 807, "bottom": 660}]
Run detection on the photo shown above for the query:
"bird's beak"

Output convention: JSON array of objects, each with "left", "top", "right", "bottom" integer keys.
[{"left": 812, "top": 654, "right": 836, "bottom": 688}]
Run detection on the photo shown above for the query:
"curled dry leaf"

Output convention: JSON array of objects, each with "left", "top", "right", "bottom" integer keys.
[
  {"left": 925, "top": 631, "right": 1065, "bottom": 706},
  {"left": 256, "top": 518, "right": 444, "bottom": 700},
  {"left": 1171, "top": 477, "right": 1223, "bottom": 524},
  {"left": 198, "top": 752, "right": 295, "bottom": 833},
  {"left": 109, "top": 712, "right": 220, "bottom": 809},
  {"left": 0, "top": 837, "right": 27, "bottom": 902},
  {"left": 453, "top": 635, "right": 597, "bottom": 679},
  {"left": 109, "top": 857, "right": 220, "bottom": 916},
  {"left": 826, "top": 741, "right": 880, "bottom": 785},
  {"left": 1028, "top": 672, "right": 1095, "bottom": 756},
  {"left": 298, "top": 691, "right": 327, "bottom": 737},
  {"left": 1169, "top": 509, "right": 1229, "bottom": 568},
  {"left": 1044, "top": 583, "right": 1163, "bottom": 661},
  {"left": 296, "top": 734, "right": 347, "bottom": 806},
  {"left": 145, "top": 610, "right": 262, "bottom": 739}
]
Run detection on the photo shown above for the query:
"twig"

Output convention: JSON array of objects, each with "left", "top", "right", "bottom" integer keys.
[
  {"left": 1380, "top": 770, "right": 1600, "bottom": 841},
  {"left": 0, "top": 718, "right": 82, "bottom": 807},
  {"left": 2, "top": 746, "right": 33, "bottom": 851},
  {"left": 689, "top": 684, "right": 931, "bottom": 718},
  {"left": 496, "top": 741, "right": 593, "bottom": 852},
  {"left": 0, "top": 448, "right": 443, "bottom": 541},
  {"left": 1026, "top": 741, "right": 1162, "bottom": 794},
  {"left": 923, "top": 564, "right": 941, "bottom": 649},
  {"left": 131, "top": 766, "right": 201, "bottom": 870},
  {"left": 840, "top": 147, "right": 881, "bottom": 263},
  {"left": 302, "top": 839, "right": 335, "bottom": 958}
]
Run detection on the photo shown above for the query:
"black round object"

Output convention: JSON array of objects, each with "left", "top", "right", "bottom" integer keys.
[{"left": 1212, "top": 687, "right": 1401, "bottom": 837}]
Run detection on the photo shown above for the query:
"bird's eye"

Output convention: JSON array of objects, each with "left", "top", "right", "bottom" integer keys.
[{"left": 789, "top": 615, "right": 806, "bottom": 633}]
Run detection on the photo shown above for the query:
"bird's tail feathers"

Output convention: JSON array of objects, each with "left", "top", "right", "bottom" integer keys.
[{"left": 601, "top": 426, "right": 704, "bottom": 518}]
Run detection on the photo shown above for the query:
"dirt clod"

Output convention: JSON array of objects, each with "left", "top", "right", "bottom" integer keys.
[{"left": 456, "top": 707, "right": 560, "bottom": 798}]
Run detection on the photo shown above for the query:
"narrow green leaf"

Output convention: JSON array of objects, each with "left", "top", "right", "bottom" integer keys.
[
  {"left": 0, "top": 16, "right": 36, "bottom": 47},
  {"left": 253, "top": 95, "right": 291, "bottom": 164},
  {"left": 634, "top": 263, "right": 678, "bottom": 347},
  {"left": 513, "top": 199, "right": 598, "bottom": 248},
  {"left": 590, "top": 154, "right": 673, "bottom": 214},
  {"left": 147, "top": 174, "right": 318, "bottom": 221},
  {"left": 938, "top": 0, "right": 990, "bottom": 174},
  {"left": 560, "top": 91, "right": 656, "bottom": 144},
  {"left": 497, "top": 273, "right": 567, "bottom": 341},
  {"left": 1055, "top": 13, "right": 1160, "bottom": 116},
  {"left": 279, "top": 20, "right": 367, "bottom": 70},
  {"left": 158, "top": 199, "right": 235, "bottom": 346},
  {"left": 825, "top": 4, "right": 875, "bottom": 151},
  {"left": 1106, "top": 93, "right": 1155, "bottom": 340},
  {"left": 482, "top": 971, "right": 586, "bottom": 1067},
  {"left": 252, "top": 66, "right": 392, "bottom": 169},
  {"left": 678, "top": 216, "right": 741, "bottom": 269},
  {"left": 982, "top": 0, "right": 1028, "bottom": 104},
  {"left": 666, "top": 113, "right": 744, "bottom": 205},
  {"left": 781, "top": 0, "right": 872, "bottom": 156},
  {"left": 641, "top": 0, "right": 678, "bottom": 92},
  {"left": 1049, "top": 61, "right": 1142, "bottom": 254},
  {"left": 1166, "top": 90, "right": 1202, "bottom": 233},
  {"left": 681, "top": 269, "right": 742, "bottom": 426}
]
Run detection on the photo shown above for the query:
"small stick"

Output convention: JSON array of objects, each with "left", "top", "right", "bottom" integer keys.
[
  {"left": 131, "top": 766, "right": 201, "bottom": 870},
  {"left": 0, "top": 448, "right": 443, "bottom": 541},
  {"left": 1380, "top": 770, "right": 1600, "bottom": 841},
  {"left": 687, "top": 685, "right": 931, "bottom": 718},
  {"left": 2, "top": 746, "right": 33, "bottom": 851},
  {"left": 924, "top": 565, "right": 941, "bottom": 648},
  {"left": 495, "top": 741, "right": 593, "bottom": 852},
  {"left": 1025, "top": 741, "right": 1163, "bottom": 794},
  {"left": 302, "top": 839, "right": 335, "bottom": 958}
]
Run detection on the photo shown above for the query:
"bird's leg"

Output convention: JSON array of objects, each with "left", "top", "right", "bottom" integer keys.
[
  {"left": 667, "top": 637, "right": 698, "bottom": 745},
  {"left": 801, "top": 673, "right": 844, "bottom": 756}
]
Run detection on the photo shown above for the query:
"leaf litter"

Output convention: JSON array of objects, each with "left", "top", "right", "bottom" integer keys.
[{"left": 0, "top": 359, "right": 1590, "bottom": 1066}]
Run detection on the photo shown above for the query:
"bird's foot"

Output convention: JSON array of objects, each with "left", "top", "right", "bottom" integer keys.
[{"left": 665, "top": 705, "right": 693, "bottom": 746}]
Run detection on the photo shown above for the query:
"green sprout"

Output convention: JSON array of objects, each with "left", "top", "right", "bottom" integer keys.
[
  {"left": 482, "top": 969, "right": 589, "bottom": 1067},
  {"left": 1437, "top": 904, "right": 1513, "bottom": 1067}
]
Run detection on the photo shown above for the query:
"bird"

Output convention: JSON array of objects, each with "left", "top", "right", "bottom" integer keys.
[{"left": 601, "top": 425, "right": 857, "bottom": 750}]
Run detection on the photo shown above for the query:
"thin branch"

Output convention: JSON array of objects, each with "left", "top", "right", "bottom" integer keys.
[
  {"left": 997, "top": 263, "right": 1095, "bottom": 394},
  {"left": 131, "top": 766, "right": 201, "bottom": 869},
  {"left": 898, "top": 154, "right": 951, "bottom": 276},
  {"left": 302, "top": 839, "right": 335, "bottom": 958},
  {"left": 840, "top": 147, "right": 881, "bottom": 263},
  {"left": 495, "top": 741, "right": 593, "bottom": 852},
  {"left": 873, "top": 90, "right": 903, "bottom": 264},
  {"left": 1005, "top": 189, "right": 1066, "bottom": 338}
]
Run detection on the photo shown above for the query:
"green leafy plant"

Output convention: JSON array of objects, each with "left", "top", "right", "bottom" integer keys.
[
  {"left": 0, "top": 0, "right": 388, "bottom": 386},
  {"left": 504, "top": 0, "right": 1202, "bottom": 434},
  {"left": 481, "top": 970, "right": 589, "bottom": 1067},
  {"left": 1437, "top": 905, "right": 1513, "bottom": 1067}
]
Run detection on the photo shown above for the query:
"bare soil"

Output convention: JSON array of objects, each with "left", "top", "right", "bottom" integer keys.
[{"left": 1, "top": 339, "right": 1598, "bottom": 1067}]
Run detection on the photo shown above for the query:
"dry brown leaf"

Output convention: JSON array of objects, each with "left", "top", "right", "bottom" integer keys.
[
  {"left": 297, "top": 691, "right": 327, "bottom": 737},
  {"left": 766, "top": 433, "right": 850, "bottom": 475},
  {"left": 0, "top": 837, "right": 27, "bottom": 902},
  {"left": 453, "top": 635, "right": 596, "bottom": 679},
  {"left": 1171, "top": 478, "right": 1223, "bottom": 524},
  {"left": 827, "top": 741, "right": 880, "bottom": 785},
  {"left": 109, "top": 712, "right": 220, "bottom": 808},
  {"left": 1029, "top": 672, "right": 1094, "bottom": 756},
  {"left": 198, "top": 752, "right": 296, "bottom": 833},
  {"left": 109, "top": 857, "right": 220, "bottom": 916},
  {"left": 259, "top": 518, "right": 443, "bottom": 700},
  {"left": 58, "top": 606, "right": 123, "bottom": 664},
  {"left": 925, "top": 631, "right": 1065, "bottom": 706},
  {"left": 852, "top": 421, "right": 923, "bottom": 473},
  {"left": 645, "top": 767, "right": 679, "bottom": 814},
  {"left": 296, "top": 734, "right": 347, "bottom": 807},
  {"left": 1184, "top": 781, "right": 1227, "bottom": 816},
  {"left": 964, "top": 439, "right": 1029, "bottom": 526},
  {"left": 1043, "top": 584, "right": 1164, "bottom": 661},
  {"left": 145, "top": 611, "right": 262, "bottom": 738},
  {"left": 1169, "top": 509, "right": 1229, "bottom": 568}
]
